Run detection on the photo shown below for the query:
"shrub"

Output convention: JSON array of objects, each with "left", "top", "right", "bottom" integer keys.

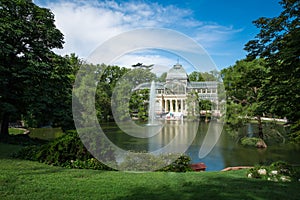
[
  {"left": 14, "top": 130, "right": 116, "bottom": 170},
  {"left": 12, "top": 145, "right": 41, "bottom": 161},
  {"left": 290, "top": 120, "right": 300, "bottom": 143},
  {"left": 158, "top": 154, "right": 193, "bottom": 172},
  {"left": 241, "top": 137, "right": 260, "bottom": 147},
  {"left": 65, "top": 158, "right": 115, "bottom": 170},
  {"left": 119, "top": 152, "right": 192, "bottom": 172},
  {"left": 247, "top": 161, "right": 300, "bottom": 182},
  {"left": 34, "top": 131, "right": 92, "bottom": 166}
]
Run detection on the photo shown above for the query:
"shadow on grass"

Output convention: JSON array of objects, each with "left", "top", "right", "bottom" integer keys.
[
  {"left": 0, "top": 134, "right": 47, "bottom": 146},
  {"left": 114, "top": 176, "right": 300, "bottom": 200}
]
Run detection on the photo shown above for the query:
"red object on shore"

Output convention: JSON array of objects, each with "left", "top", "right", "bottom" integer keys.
[{"left": 190, "top": 162, "right": 206, "bottom": 171}]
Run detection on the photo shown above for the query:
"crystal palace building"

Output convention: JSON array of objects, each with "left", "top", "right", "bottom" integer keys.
[{"left": 133, "top": 63, "right": 220, "bottom": 117}]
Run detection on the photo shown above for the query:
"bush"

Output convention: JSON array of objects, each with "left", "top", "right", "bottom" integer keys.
[
  {"left": 14, "top": 130, "right": 115, "bottom": 170},
  {"left": 247, "top": 161, "right": 300, "bottom": 182},
  {"left": 14, "top": 131, "right": 193, "bottom": 172},
  {"left": 119, "top": 152, "right": 192, "bottom": 172},
  {"left": 34, "top": 131, "right": 92, "bottom": 166},
  {"left": 65, "top": 158, "right": 115, "bottom": 170},
  {"left": 241, "top": 137, "right": 260, "bottom": 147},
  {"left": 12, "top": 145, "right": 41, "bottom": 160},
  {"left": 158, "top": 154, "right": 193, "bottom": 172},
  {"left": 290, "top": 120, "right": 300, "bottom": 143}
]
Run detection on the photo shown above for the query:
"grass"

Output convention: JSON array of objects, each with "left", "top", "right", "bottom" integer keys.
[
  {"left": 8, "top": 128, "right": 26, "bottom": 135},
  {"left": 0, "top": 143, "right": 300, "bottom": 200}
]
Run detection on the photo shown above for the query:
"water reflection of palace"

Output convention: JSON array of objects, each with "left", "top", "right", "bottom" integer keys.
[
  {"left": 148, "top": 121, "right": 199, "bottom": 153},
  {"left": 133, "top": 63, "right": 220, "bottom": 117}
]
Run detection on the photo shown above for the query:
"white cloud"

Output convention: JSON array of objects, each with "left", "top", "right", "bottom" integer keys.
[
  {"left": 194, "top": 24, "right": 243, "bottom": 48},
  {"left": 37, "top": 0, "right": 241, "bottom": 68}
]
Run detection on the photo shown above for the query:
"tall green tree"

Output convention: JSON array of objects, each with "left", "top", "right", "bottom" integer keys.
[
  {"left": 186, "top": 91, "right": 200, "bottom": 121},
  {"left": 199, "top": 99, "right": 212, "bottom": 122},
  {"left": 0, "top": 0, "right": 70, "bottom": 137},
  {"left": 157, "top": 72, "right": 167, "bottom": 82},
  {"left": 244, "top": 0, "right": 300, "bottom": 124},
  {"left": 112, "top": 68, "right": 156, "bottom": 122},
  {"left": 188, "top": 70, "right": 219, "bottom": 82},
  {"left": 221, "top": 59, "right": 268, "bottom": 138},
  {"left": 96, "top": 65, "right": 129, "bottom": 122},
  {"left": 129, "top": 89, "right": 150, "bottom": 121},
  {"left": 188, "top": 71, "right": 204, "bottom": 82}
]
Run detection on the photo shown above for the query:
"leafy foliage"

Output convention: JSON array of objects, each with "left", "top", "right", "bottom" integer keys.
[
  {"left": 188, "top": 70, "right": 220, "bottom": 82},
  {"left": 221, "top": 59, "right": 268, "bottom": 138},
  {"left": 240, "top": 137, "right": 261, "bottom": 147},
  {"left": 13, "top": 131, "right": 115, "bottom": 170},
  {"left": 96, "top": 65, "right": 130, "bottom": 122},
  {"left": 290, "top": 120, "right": 300, "bottom": 143},
  {"left": 65, "top": 158, "right": 116, "bottom": 170},
  {"left": 129, "top": 89, "right": 150, "bottom": 121},
  {"left": 0, "top": 0, "right": 73, "bottom": 136},
  {"left": 186, "top": 91, "right": 199, "bottom": 120},
  {"left": 111, "top": 68, "right": 156, "bottom": 122},
  {"left": 158, "top": 155, "right": 193, "bottom": 172},
  {"left": 244, "top": 0, "right": 300, "bottom": 139},
  {"left": 247, "top": 161, "right": 300, "bottom": 182},
  {"left": 119, "top": 152, "right": 193, "bottom": 172}
]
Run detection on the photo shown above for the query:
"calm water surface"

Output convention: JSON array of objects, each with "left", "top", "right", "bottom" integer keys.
[
  {"left": 29, "top": 121, "right": 300, "bottom": 171},
  {"left": 102, "top": 121, "right": 300, "bottom": 171}
]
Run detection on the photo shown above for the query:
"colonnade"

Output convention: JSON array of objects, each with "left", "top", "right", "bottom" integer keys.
[{"left": 158, "top": 98, "right": 186, "bottom": 113}]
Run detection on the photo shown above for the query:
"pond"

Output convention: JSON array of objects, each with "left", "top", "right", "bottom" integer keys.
[
  {"left": 101, "top": 121, "right": 300, "bottom": 171},
  {"left": 29, "top": 121, "right": 300, "bottom": 171}
]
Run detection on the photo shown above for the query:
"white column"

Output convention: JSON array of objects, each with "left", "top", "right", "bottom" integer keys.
[
  {"left": 164, "top": 100, "right": 167, "bottom": 112},
  {"left": 181, "top": 99, "right": 183, "bottom": 112},
  {"left": 160, "top": 100, "right": 163, "bottom": 112},
  {"left": 170, "top": 99, "right": 173, "bottom": 112}
]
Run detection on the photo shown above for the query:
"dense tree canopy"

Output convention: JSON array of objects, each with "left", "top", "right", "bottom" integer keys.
[
  {"left": 244, "top": 0, "right": 300, "bottom": 123},
  {"left": 96, "top": 65, "right": 129, "bottom": 122},
  {"left": 112, "top": 68, "right": 156, "bottom": 122},
  {"left": 0, "top": 0, "right": 72, "bottom": 137},
  {"left": 221, "top": 59, "right": 268, "bottom": 138},
  {"left": 188, "top": 71, "right": 219, "bottom": 82}
]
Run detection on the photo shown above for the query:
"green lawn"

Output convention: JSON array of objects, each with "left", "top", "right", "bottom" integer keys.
[
  {"left": 8, "top": 128, "right": 25, "bottom": 135},
  {"left": 0, "top": 143, "right": 299, "bottom": 200}
]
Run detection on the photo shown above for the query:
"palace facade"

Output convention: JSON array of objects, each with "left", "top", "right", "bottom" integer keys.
[{"left": 134, "top": 63, "right": 220, "bottom": 117}]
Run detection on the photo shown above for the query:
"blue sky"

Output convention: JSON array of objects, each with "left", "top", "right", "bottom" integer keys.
[{"left": 35, "top": 0, "right": 283, "bottom": 71}]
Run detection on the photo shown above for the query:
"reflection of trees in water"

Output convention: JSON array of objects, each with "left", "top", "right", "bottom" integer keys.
[
  {"left": 221, "top": 123, "right": 298, "bottom": 168},
  {"left": 103, "top": 122, "right": 300, "bottom": 169}
]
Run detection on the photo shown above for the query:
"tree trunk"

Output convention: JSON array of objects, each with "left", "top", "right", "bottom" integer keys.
[
  {"left": 257, "top": 115, "right": 263, "bottom": 139},
  {"left": 0, "top": 113, "right": 10, "bottom": 139}
]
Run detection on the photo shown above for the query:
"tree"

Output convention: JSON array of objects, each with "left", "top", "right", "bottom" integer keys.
[
  {"left": 221, "top": 59, "right": 268, "bottom": 139},
  {"left": 157, "top": 72, "right": 167, "bottom": 82},
  {"left": 199, "top": 99, "right": 212, "bottom": 122},
  {"left": 95, "top": 65, "right": 129, "bottom": 122},
  {"left": 72, "top": 63, "right": 131, "bottom": 124},
  {"left": 188, "top": 71, "right": 204, "bottom": 82},
  {"left": 244, "top": 0, "right": 300, "bottom": 124},
  {"left": 188, "top": 71, "right": 219, "bottom": 82},
  {"left": 129, "top": 89, "right": 150, "bottom": 121},
  {"left": 112, "top": 68, "right": 156, "bottom": 122},
  {"left": 0, "top": 0, "right": 69, "bottom": 137},
  {"left": 60, "top": 53, "right": 84, "bottom": 131},
  {"left": 186, "top": 91, "right": 200, "bottom": 121}
]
